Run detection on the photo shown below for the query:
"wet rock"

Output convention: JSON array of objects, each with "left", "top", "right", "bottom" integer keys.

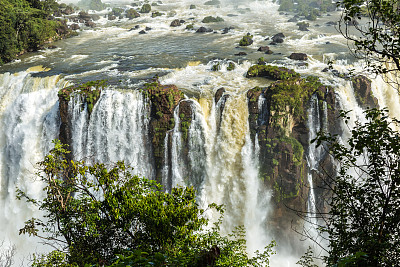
[
  {"left": 288, "top": 17, "right": 298, "bottom": 22},
  {"left": 151, "top": 11, "right": 164, "bottom": 18},
  {"left": 258, "top": 46, "right": 270, "bottom": 52},
  {"left": 352, "top": 75, "right": 378, "bottom": 108},
  {"left": 69, "top": 23, "right": 80, "bottom": 30},
  {"left": 272, "top": 33, "right": 285, "bottom": 43},
  {"left": 289, "top": 53, "right": 308, "bottom": 60},
  {"left": 140, "top": 4, "right": 151, "bottom": 13},
  {"left": 126, "top": 9, "right": 140, "bottom": 19},
  {"left": 326, "top": 21, "right": 337, "bottom": 26},
  {"left": 47, "top": 45, "right": 57, "bottom": 49},
  {"left": 202, "top": 16, "right": 224, "bottom": 23},
  {"left": 297, "top": 21, "right": 310, "bottom": 31},
  {"left": 145, "top": 26, "right": 152, "bottom": 31},
  {"left": 214, "top": 87, "right": 225, "bottom": 104},
  {"left": 234, "top": 52, "right": 247, "bottom": 56},
  {"left": 190, "top": 4, "right": 196, "bottom": 9},
  {"left": 221, "top": 26, "right": 234, "bottom": 34},
  {"left": 91, "top": 14, "right": 100, "bottom": 21},
  {"left": 239, "top": 33, "right": 253, "bottom": 46},
  {"left": 196, "top": 26, "right": 213, "bottom": 33},
  {"left": 139, "top": 30, "right": 147, "bottom": 34},
  {"left": 170, "top": 19, "right": 181, "bottom": 27},
  {"left": 85, "top": 21, "right": 96, "bottom": 28},
  {"left": 108, "top": 15, "right": 116, "bottom": 20},
  {"left": 246, "top": 64, "right": 300, "bottom": 80}
]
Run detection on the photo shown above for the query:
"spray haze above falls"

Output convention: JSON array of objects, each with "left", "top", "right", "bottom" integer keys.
[{"left": 0, "top": 0, "right": 399, "bottom": 265}]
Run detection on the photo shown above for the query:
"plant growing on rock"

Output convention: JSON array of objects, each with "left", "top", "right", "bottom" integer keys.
[{"left": 239, "top": 34, "right": 253, "bottom": 46}]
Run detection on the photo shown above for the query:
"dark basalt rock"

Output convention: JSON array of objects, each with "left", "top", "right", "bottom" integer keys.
[
  {"left": 85, "top": 21, "right": 96, "bottom": 28},
  {"left": 196, "top": 26, "right": 213, "bottom": 33},
  {"left": 352, "top": 75, "right": 378, "bottom": 108},
  {"left": 69, "top": 23, "right": 80, "bottom": 30},
  {"left": 289, "top": 53, "right": 308, "bottom": 61},
  {"left": 126, "top": 9, "right": 140, "bottom": 19},
  {"left": 258, "top": 46, "right": 270, "bottom": 52},
  {"left": 271, "top": 33, "right": 285, "bottom": 43},
  {"left": 234, "top": 52, "right": 247, "bottom": 56},
  {"left": 139, "top": 30, "right": 147, "bottom": 34},
  {"left": 143, "top": 79, "right": 184, "bottom": 182},
  {"left": 214, "top": 87, "right": 226, "bottom": 104},
  {"left": 170, "top": 19, "right": 181, "bottom": 27}
]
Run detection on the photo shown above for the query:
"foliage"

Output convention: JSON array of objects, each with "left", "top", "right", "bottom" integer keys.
[
  {"left": 140, "top": 4, "right": 151, "bottom": 13},
  {"left": 0, "top": 0, "right": 73, "bottom": 64},
  {"left": 296, "top": 246, "right": 318, "bottom": 267},
  {"left": 202, "top": 16, "right": 224, "bottom": 23},
  {"left": 314, "top": 108, "right": 400, "bottom": 266},
  {"left": 246, "top": 64, "right": 300, "bottom": 80},
  {"left": 337, "top": 0, "right": 400, "bottom": 76},
  {"left": 239, "top": 34, "right": 253, "bottom": 46},
  {"left": 20, "top": 141, "right": 276, "bottom": 266},
  {"left": 58, "top": 80, "right": 105, "bottom": 114}
]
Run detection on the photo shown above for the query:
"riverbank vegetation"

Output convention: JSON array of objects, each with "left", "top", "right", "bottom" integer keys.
[{"left": 0, "top": 0, "right": 76, "bottom": 64}]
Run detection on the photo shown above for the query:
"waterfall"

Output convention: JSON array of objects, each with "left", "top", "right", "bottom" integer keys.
[
  {"left": 69, "top": 89, "right": 154, "bottom": 178},
  {"left": 0, "top": 71, "right": 65, "bottom": 260}
]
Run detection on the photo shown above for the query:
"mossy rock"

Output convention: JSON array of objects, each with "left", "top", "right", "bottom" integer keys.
[
  {"left": 239, "top": 34, "right": 253, "bottom": 46},
  {"left": 126, "top": 8, "right": 140, "bottom": 19},
  {"left": 140, "top": 4, "right": 152, "bottom": 13},
  {"left": 246, "top": 64, "right": 300, "bottom": 80},
  {"left": 227, "top": 62, "right": 235, "bottom": 71},
  {"left": 58, "top": 80, "right": 105, "bottom": 114},
  {"left": 202, "top": 16, "right": 224, "bottom": 23}
]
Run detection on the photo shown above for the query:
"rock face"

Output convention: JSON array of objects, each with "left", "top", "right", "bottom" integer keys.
[
  {"left": 58, "top": 80, "right": 104, "bottom": 158},
  {"left": 352, "top": 75, "right": 378, "bottom": 108},
  {"left": 246, "top": 65, "right": 338, "bottom": 240},
  {"left": 143, "top": 80, "right": 184, "bottom": 182}
]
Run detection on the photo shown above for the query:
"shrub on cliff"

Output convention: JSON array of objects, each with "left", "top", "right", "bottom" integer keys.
[{"left": 20, "top": 141, "right": 276, "bottom": 266}]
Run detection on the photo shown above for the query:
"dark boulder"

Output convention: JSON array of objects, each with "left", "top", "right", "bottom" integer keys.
[
  {"left": 272, "top": 33, "right": 285, "bottom": 43},
  {"left": 214, "top": 87, "right": 225, "bottom": 104},
  {"left": 289, "top": 53, "right": 308, "bottom": 60},
  {"left": 85, "top": 21, "right": 96, "bottom": 28},
  {"left": 196, "top": 26, "right": 213, "bottom": 33},
  {"left": 170, "top": 19, "right": 181, "bottom": 27},
  {"left": 258, "top": 46, "right": 270, "bottom": 52},
  {"left": 351, "top": 75, "right": 378, "bottom": 108},
  {"left": 234, "top": 52, "right": 247, "bottom": 56},
  {"left": 139, "top": 30, "right": 147, "bottom": 34},
  {"left": 69, "top": 23, "right": 80, "bottom": 30}
]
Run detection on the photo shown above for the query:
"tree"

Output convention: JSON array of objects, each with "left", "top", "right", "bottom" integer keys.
[
  {"left": 338, "top": 0, "right": 400, "bottom": 79},
  {"left": 19, "top": 140, "right": 276, "bottom": 266},
  {"left": 314, "top": 108, "right": 400, "bottom": 266}
]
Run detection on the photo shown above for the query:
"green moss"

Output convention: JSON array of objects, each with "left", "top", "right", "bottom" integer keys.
[
  {"left": 211, "top": 62, "right": 221, "bottom": 71},
  {"left": 246, "top": 64, "right": 300, "bottom": 80},
  {"left": 239, "top": 35, "right": 253, "bottom": 46},
  {"left": 140, "top": 3, "right": 151, "bottom": 13},
  {"left": 185, "top": 24, "right": 194, "bottom": 30},
  {"left": 227, "top": 62, "right": 236, "bottom": 71},
  {"left": 202, "top": 16, "right": 224, "bottom": 23},
  {"left": 58, "top": 80, "right": 106, "bottom": 114}
]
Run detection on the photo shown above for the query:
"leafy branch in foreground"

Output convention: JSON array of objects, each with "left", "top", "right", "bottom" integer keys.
[
  {"left": 19, "top": 140, "right": 275, "bottom": 266},
  {"left": 313, "top": 108, "right": 400, "bottom": 266}
]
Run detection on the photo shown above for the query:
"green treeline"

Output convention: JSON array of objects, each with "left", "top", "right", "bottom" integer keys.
[{"left": 0, "top": 0, "right": 74, "bottom": 64}]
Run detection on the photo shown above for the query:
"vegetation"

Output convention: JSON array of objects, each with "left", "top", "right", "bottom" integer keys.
[
  {"left": 58, "top": 80, "right": 106, "bottom": 114},
  {"left": 202, "top": 16, "right": 224, "bottom": 23},
  {"left": 0, "top": 0, "right": 74, "bottom": 64},
  {"left": 239, "top": 34, "right": 253, "bottom": 46},
  {"left": 20, "top": 141, "right": 277, "bottom": 266},
  {"left": 337, "top": 0, "right": 400, "bottom": 78},
  {"left": 314, "top": 108, "right": 400, "bottom": 266},
  {"left": 140, "top": 4, "right": 152, "bottom": 13},
  {"left": 246, "top": 64, "right": 300, "bottom": 80}
]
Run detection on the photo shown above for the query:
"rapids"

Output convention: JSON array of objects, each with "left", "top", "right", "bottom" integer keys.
[{"left": 1, "top": 0, "right": 399, "bottom": 266}]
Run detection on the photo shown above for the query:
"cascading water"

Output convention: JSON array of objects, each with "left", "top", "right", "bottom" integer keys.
[
  {"left": 0, "top": 70, "right": 66, "bottom": 260},
  {"left": 69, "top": 89, "right": 154, "bottom": 178}
]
